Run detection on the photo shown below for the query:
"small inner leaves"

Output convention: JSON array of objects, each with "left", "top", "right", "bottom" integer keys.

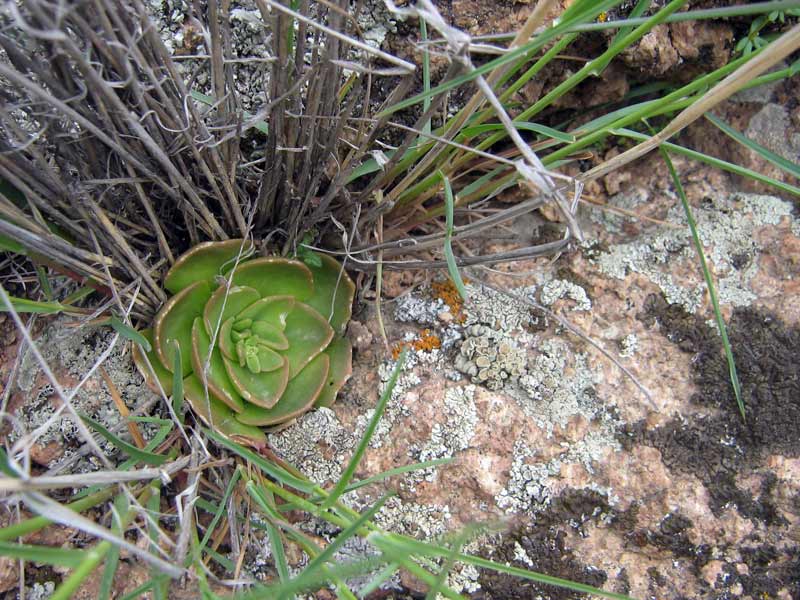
[
  {"left": 239, "top": 338, "right": 283, "bottom": 374},
  {"left": 135, "top": 243, "right": 355, "bottom": 446}
]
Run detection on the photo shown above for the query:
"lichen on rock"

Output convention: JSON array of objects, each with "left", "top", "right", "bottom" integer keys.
[
  {"left": 373, "top": 496, "right": 452, "bottom": 538},
  {"left": 267, "top": 407, "right": 356, "bottom": 485},
  {"left": 12, "top": 316, "right": 159, "bottom": 469},
  {"left": 595, "top": 192, "right": 798, "bottom": 313},
  {"left": 411, "top": 385, "right": 477, "bottom": 483},
  {"left": 352, "top": 357, "right": 420, "bottom": 450},
  {"left": 454, "top": 325, "right": 529, "bottom": 390},
  {"left": 539, "top": 278, "right": 592, "bottom": 312}
]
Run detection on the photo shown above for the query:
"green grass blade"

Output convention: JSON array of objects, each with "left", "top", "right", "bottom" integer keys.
[
  {"left": 73, "top": 422, "right": 172, "bottom": 500},
  {"left": 245, "top": 481, "right": 290, "bottom": 583},
  {"left": 337, "top": 458, "right": 454, "bottom": 495},
  {"left": 0, "top": 295, "right": 72, "bottom": 314},
  {"left": 0, "top": 233, "right": 27, "bottom": 255},
  {"left": 252, "top": 499, "right": 389, "bottom": 599},
  {"left": 204, "top": 428, "right": 316, "bottom": 493},
  {"left": 171, "top": 340, "right": 184, "bottom": 422},
  {"left": 373, "top": 533, "right": 635, "bottom": 600},
  {"left": 80, "top": 413, "right": 167, "bottom": 466},
  {"left": 420, "top": 18, "right": 432, "bottom": 136},
  {"left": 357, "top": 562, "right": 400, "bottom": 597},
  {"left": 303, "top": 495, "right": 389, "bottom": 577},
  {"left": 705, "top": 112, "right": 800, "bottom": 178},
  {"left": 0, "top": 541, "right": 90, "bottom": 568},
  {"left": 146, "top": 483, "right": 169, "bottom": 600},
  {"left": 0, "top": 448, "right": 16, "bottom": 477},
  {"left": 35, "top": 266, "right": 54, "bottom": 301},
  {"left": 610, "top": 0, "right": 652, "bottom": 44},
  {"left": 458, "top": 122, "right": 574, "bottom": 143},
  {"left": 439, "top": 171, "right": 468, "bottom": 301},
  {"left": 368, "top": 538, "right": 466, "bottom": 600},
  {"left": 568, "top": 1, "right": 800, "bottom": 32},
  {"left": 320, "top": 349, "right": 408, "bottom": 511},
  {"left": 659, "top": 148, "right": 745, "bottom": 419},
  {"left": 97, "top": 493, "right": 127, "bottom": 600},
  {"left": 498, "top": 34, "right": 577, "bottom": 105},
  {"left": 198, "top": 467, "right": 241, "bottom": 551},
  {"left": 541, "top": 45, "right": 763, "bottom": 165},
  {"left": 424, "top": 529, "right": 472, "bottom": 600},
  {"left": 110, "top": 313, "right": 152, "bottom": 352},
  {"left": 97, "top": 544, "right": 120, "bottom": 600},
  {"left": 280, "top": 459, "right": 452, "bottom": 511},
  {"left": 119, "top": 580, "right": 156, "bottom": 600},
  {"left": 0, "top": 487, "right": 116, "bottom": 542},
  {"left": 377, "top": 0, "right": 623, "bottom": 117},
  {"left": 242, "top": 557, "right": 387, "bottom": 600},
  {"left": 62, "top": 286, "right": 95, "bottom": 306},
  {"left": 50, "top": 543, "right": 111, "bottom": 600}
]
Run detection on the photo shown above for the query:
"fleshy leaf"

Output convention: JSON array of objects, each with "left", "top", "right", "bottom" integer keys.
[
  {"left": 228, "top": 258, "right": 314, "bottom": 301},
  {"left": 253, "top": 345, "right": 283, "bottom": 372},
  {"left": 250, "top": 321, "right": 289, "bottom": 350},
  {"left": 154, "top": 280, "right": 212, "bottom": 375},
  {"left": 218, "top": 317, "right": 237, "bottom": 360},
  {"left": 203, "top": 285, "right": 260, "bottom": 336},
  {"left": 131, "top": 329, "right": 173, "bottom": 395},
  {"left": 237, "top": 354, "right": 329, "bottom": 426},
  {"left": 238, "top": 296, "right": 295, "bottom": 330},
  {"left": 315, "top": 336, "right": 353, "bottom": 408},
  {"left": 183, "top": 374, "right": 265, "bottom": 446},
  {"left": 163, "top": 239, "right": 253, "bottom": 295},
  {"left": 303, "top": 253, "right": 356, "bottom": 335},
  {"left": 282, "top": 303, "right": 334, "bottom": 378},
  {"left": 223, "top": 354, "right": 289, "bottom": 409},
  {"left": 191, "top": 318, "right": 244, "bottom": 413}
]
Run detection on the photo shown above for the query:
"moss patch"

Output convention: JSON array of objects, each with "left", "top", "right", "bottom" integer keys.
[
  {"left": 608, "top": 295, "right": 800, "bottom": 598},
  {"left": 628, "top": 295, "right": 800, "bottom": 524},
  {"left": 479, "top": 489, "right": 612, "bottom": 599}
]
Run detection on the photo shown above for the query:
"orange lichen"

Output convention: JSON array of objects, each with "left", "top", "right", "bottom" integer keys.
[
  {"left": 431, "top": 278, "right": 468, "bottom": 323},
  {"left": 391, "top": 329, "right": 442, "bottom": 359}
]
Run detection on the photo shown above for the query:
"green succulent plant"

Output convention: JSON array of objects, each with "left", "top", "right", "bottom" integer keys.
[{"left": 133, "top": 240, "right": 355, "bottom": 446}]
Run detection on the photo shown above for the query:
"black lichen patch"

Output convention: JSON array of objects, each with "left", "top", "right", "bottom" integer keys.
[
  {"left": 626, "top": 511, "right": 714, "bottom": 578},
  {"left": 629, "top": 295, "right": 800, "bottom": 524},
  {"left": 476, "top": 489, "right": 610, "bottom": 599},
  {"left": 613, "top": 297, "right": 800, "bottom": 600},
  {"left": 722, "top": 543, "right": 800, "bottom": 599}
]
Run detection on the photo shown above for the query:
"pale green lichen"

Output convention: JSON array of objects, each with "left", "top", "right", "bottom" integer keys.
[
  {"left": 496, "top": 441, "right": 558, "bottom": 513},
  {"left": 374, "top": 496, "right": 452, "bottom": 538},
  {"left": 539, "top": 278, "right": 592, "bottom": 312},
  {"left": 496, "top": 437, "right": 620, "bottom": 514},
  {"left": 454, "top": 325, "right": 530, "bottom": 390},
  {"left": 590, "top": 187, "right": 649, "bottom": 234},
  {"left": 462, "top": 283, "right": 533, "bottom": 331},
  {"left": 267, "top": 407, "right": 356, "bottom": 484},
  {"left": 619, "top": 333, "right": 638, "bottom": 358},
  {"left": 595, "top": 192, "right": 798, "bottom": 313},
  {"left": 14, "top": 316, "right": 159, "bottom": 468},
  {"left": 354, "top": 358, "right": 419, "bottom": 449},
  {"left": 512, "top": 541, "right": 534, "bottom": 567},
  {"left": 516, "top": 338, "right": 606, "bottom": 435},
  {"left": 411, "top": 385, "right": 477, "bottom": 483}
]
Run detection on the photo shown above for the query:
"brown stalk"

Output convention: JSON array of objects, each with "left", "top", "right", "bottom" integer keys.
[{"left": 100, "top": 367, "right": 147, "bottom": 449}]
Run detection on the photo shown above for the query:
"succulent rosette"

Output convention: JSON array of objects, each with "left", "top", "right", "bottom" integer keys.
[{"left": 133, "top": 240, "right": 355, "bottom": 446}]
